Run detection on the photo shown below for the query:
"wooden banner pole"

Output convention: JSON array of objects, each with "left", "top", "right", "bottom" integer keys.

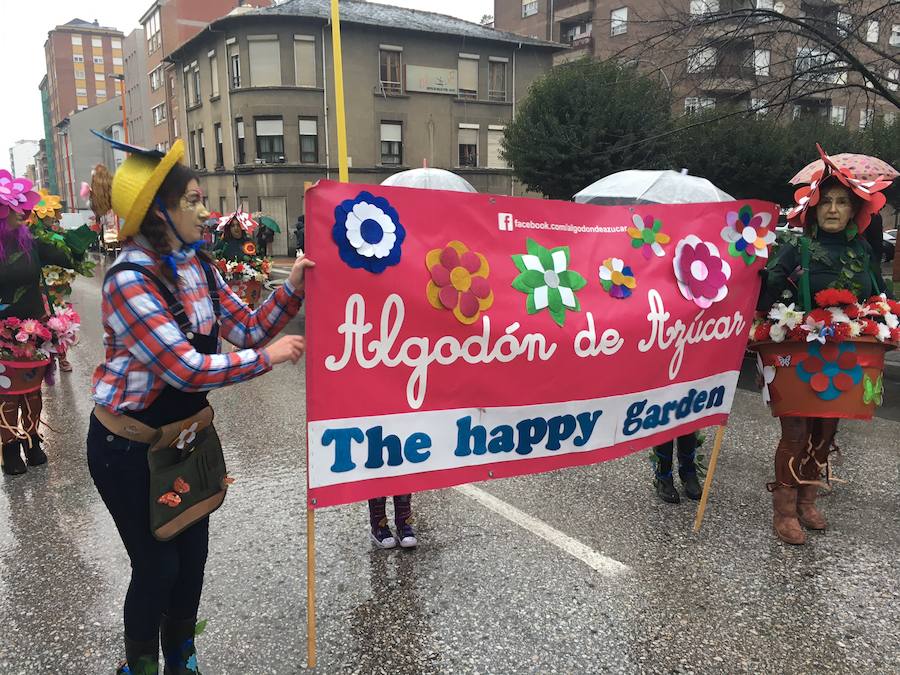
[
  {"left": 306, "top": 506, "right": 317, "bottom": 668},
  {"left": 693, "top": 425, "right": 726, "bottom": 533}
]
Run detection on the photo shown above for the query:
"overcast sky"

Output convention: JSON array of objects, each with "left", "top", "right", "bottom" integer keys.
[{"left": 0, "top": 0, "right": 492, "bottom": 174}]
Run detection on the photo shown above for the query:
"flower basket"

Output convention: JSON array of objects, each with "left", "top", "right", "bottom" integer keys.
[
  {"left": 0, "top": 358, "right": 51, "bottom": 395},
  {"left": 751, "top": 337, "right": 894, "bottom": 419},
  {"left": 229, "top": 279, "right": 262, "bottom": 308}
]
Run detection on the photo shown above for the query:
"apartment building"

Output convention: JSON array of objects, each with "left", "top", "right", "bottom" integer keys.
[
  {"left": 38, "top": 77, "right": 58, "bottom": 193},
  {"left": 136, "top": 0, "right": 273, "bottom": 152},
  {"left": 123, "top": 29, "right": 153, "bottom": 147},
  {"left": 43, "top": 19, "right": 125, "bottom": 204},
  {"left": 167, "top": 0, "right": 560, "bottom": 254},
  {"left": 495, "top": 0, "right": 899, "bottom": 128}
]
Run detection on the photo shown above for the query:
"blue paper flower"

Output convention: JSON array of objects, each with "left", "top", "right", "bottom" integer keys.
[{"left": 332, "top": 191, "right": 406, "bottom": 273}]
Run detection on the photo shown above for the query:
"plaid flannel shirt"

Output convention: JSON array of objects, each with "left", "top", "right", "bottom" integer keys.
[{"left": 92, "top": 238, "right": 303, "bottom": 413}]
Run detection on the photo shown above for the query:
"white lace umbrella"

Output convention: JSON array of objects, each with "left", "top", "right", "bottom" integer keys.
[
  {"left": 574, "top": 169, "right": 733, "bottom": 205},
  {"left": 381, "top": 168, "right": 477, "bottom": 193}
]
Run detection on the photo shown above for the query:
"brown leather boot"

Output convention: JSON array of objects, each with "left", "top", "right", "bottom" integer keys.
[
  {"left": 797, "top": 484, "right": 827, "bottom": 530},
  {"left": 772, "top": 487, "right": 806, "bottom": 545}
]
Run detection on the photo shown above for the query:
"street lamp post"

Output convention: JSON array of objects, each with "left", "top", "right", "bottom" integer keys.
[{"left": 108, "top": 73, "right": 128, "bottom": 144}]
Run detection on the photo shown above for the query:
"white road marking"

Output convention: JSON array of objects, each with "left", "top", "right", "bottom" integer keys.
[{"left": 454, "top": 483, "right": 630, "bottom": 577}]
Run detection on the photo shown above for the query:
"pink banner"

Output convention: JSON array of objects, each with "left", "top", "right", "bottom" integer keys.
[{"left": 305, "top": 181, "right": 777, "bottom": 508}]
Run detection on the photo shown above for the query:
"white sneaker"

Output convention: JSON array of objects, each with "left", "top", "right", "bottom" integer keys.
[{"left": 370, "top": 526, "right": 397, "bottom": 549}]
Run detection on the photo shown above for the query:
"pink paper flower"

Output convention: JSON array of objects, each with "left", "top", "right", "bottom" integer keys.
[
  {"left": 0, "top": 170, "right": 40, "bottom": 214},
  {"left": 672, "top": 235, "right": 731, "bottom": 309},
  {"left": 20, "top": 319, "right": 38, "bottom": 334},
  {"left": 15, "top": 331, "right": 29, "bottom": 343}
]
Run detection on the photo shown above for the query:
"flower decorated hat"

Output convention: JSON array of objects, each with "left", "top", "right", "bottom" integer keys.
[
  {"left": 216, "top": 210, "right": 258, "bottom": 234},
  {"left": 0, "top": 170, "right": 41, "bottom": 222},
  {"left": 92, "top": 130, "right": 186, "bottom": 240},
  {"left": 786, "top": 143, "right": 893, "bottom": 234}
]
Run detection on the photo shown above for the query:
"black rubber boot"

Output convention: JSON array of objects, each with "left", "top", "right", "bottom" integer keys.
[
  {"left": 677, "top": 435, "right": 702, "bottom": 500},
  {"left": 161, "top": 615, "right": 201, "bottom": 675},
  {"left": 2, "top": 440, "right": 27, "bottom": 476},
  {"left": 654, "top": 473, "right": 681, "bottom": 504},
  {"left": 24, "top": 435, "right": 47, "bottom": 466},
  {"left": 116, "top": 635, "right": 159, "bottom": 674}
]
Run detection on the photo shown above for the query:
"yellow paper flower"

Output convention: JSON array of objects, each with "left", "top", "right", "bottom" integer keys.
[{"left": 32, "top": 190, "right": 63, "bottom": 220}]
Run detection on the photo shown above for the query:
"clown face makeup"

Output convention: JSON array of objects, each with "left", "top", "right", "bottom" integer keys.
[
  {"left": 168, "top": 180, "right": 209, "bottom": 244},
  {"left": 815, "top": 184, "right": 856, "bottom": 234}
]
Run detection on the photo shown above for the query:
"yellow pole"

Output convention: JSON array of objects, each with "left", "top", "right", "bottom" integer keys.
[
  {"left": 693, "top": 425, "right": 726, "bottom": 533},
  {"left": 307, "top": 506, "right": 317, "bottom": 668},
  {"left": 330, "top": 0, "right": 350, "bottom": 182}
]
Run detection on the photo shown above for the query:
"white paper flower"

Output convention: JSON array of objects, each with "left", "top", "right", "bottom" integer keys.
[
  {"left": 175, "top": 422, "right": 198, "bottom": 450},
  {"left": 344, "top": 201, "right": 398, "bottom": 259},
  {"left": 0, "top": 364, "right": 11, "bottom": 390},
  {"left": 756, "top": 355, "right": 777, "bottom": 405}
]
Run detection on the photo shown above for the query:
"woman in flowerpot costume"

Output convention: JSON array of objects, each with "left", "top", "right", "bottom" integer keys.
[
  {"left": 212, "top": 211, "right": 270, "bottom": 308},
  {"left": 0, "top": 171, "right": 76, "bottom": 475},
  {"left": 88, "top": 133, "right": 312, "bottom": 674},
  {"left": 28, "top": 189, "right": 96, "bottom": 372},
  {"left": 757, "top": 145, "right": 894, "bottom": 545}
]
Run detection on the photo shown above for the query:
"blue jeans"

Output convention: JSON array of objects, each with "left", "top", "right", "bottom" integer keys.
[{"left": 86, "top": 413, "right": 209, "bottom": 641}]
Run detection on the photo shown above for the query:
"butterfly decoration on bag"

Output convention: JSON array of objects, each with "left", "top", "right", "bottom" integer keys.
[
  {"left": 777, "top": 355, "right": 792, "bottom": 367},
  {"left": 862, "top": 374, "right": 883, "bottom": 406}
]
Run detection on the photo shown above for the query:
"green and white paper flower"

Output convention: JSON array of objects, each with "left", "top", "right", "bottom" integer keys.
[{"left": 511, "top": 238, "right": 587, "bottom": 326}]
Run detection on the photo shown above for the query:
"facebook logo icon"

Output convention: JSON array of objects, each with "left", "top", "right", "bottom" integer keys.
[{"left": 498, "top": 213, "right": 514, "bottom": 231}]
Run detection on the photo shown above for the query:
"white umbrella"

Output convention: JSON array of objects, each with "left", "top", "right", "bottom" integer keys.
[
  {"left": 574, "top": 169, "right": 733, "bottom": 205},
  {"left": 381, "top": 168, "right": 477, "bottom": 193}
]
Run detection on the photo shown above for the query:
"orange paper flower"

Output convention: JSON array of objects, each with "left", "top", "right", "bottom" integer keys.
[
  {"left": 242, "top": 241, "right": 257, "bottom": 256},
  {"left": 31, "top": 190, "right": 63, "bottom": 220},
  {"left": 425, "top": 241, "right": 493, "bottom": 325},
  {"left": 157, "top": 491, "right": 182, "bottom": 507}
]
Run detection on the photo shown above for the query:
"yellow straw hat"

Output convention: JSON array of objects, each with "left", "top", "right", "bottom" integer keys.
[{"left": 111, "top": 139, "right": 185, "bottom": 240}]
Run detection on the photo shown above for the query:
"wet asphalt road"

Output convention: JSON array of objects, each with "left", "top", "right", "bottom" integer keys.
[{"left": 1, "top": 268, "right": 898, "bottom": 674}]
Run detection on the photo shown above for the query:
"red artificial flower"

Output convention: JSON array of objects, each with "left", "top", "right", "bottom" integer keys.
[
  {"left": 891, "top": 327, "right": 900, "bottom": 343},
  {"left": 807, "top": 308, "right": 833, "bottom": 325},
  {"left": 844, "top": 304, "right": 861, "bottom": 320},
  {"left": 888, "top": 300, "right": 900, "bottom": 315},
  {"left": 789, "top": 325, "right": 808, "bottom": 340},
  {"left": 753, "top": 322, "right": 772, "bottom": 342},
  {"left": 173, "top": 477, "right": 191, "bottom": 494},
  {"left": 859, "top": 319, "right": 880, "bottom": 336},
  {"left": 830, "top": 323, "right": 851, "bottom": 342},
  {"left": 815, "top": 288, "right": 857, "bottom": 308},
  {"left": 157, "top": 491, "right": 182, "bottom": 507}
]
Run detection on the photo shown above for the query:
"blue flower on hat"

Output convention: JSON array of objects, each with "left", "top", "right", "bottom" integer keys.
[{"left": 332, "top": 192, "right": 405, "bottom": 273}]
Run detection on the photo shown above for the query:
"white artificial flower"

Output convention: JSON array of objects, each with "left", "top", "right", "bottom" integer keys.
[
  {"left": 768, "top": 302, "right": 803, "bottom": 329},
  {"left": 876, "top": 323, "right": 891, "bottom": 342},
  {"left": 849, "top": 321, "right": 863, "bottom": 337},
  {"left": 829, "top": 307, "right": 851, "bottom": 323},
  {"left": 885, "top": 313, "right": 898, "bottom": 329},
  {"left": 769, "top": 323, "right": 787, "bottom": 342}
]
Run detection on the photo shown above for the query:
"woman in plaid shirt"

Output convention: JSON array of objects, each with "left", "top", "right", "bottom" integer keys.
[{"left": 88, "top": 136, "right": 311, "bottom": 675}]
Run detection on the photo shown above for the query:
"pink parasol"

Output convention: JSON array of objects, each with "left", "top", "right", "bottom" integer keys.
[{"left": 790, "top": 153, "right": 898, "bottom": 184}]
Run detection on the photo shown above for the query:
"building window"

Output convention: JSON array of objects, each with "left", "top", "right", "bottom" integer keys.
[
  {"left": 610, "top": 8, "right": 628, "bottom": 36},
  {"left": 884, "top": 112, "right": 896, "bottom": 126},
  {"left": 522, "top": 0, "right": 538, "bottom": 18},
  {"left": 74, "top": 66, "right": 85, "bottom": 80},
  {"left": 96, "top": 89, "right": 107, "bottom": 100},
  {"left": 688, "top": 46, "right": 717, "bottom": 73},
  {"left": 255, "top": 118, "right": 285, "bottom": 163},
  {"left": 248, "top": 37, "right": 282, "bottom": 87},
  {"left": 112, "top": 38, "right": 122, "bottom": 50},
  {"left": 145, "top": 8, "right": 161, "bottom": 54},
  {"left": 298, "top": 118, "right": 318, "bottom": 163},
  {"left": 150, "top": 66, "right": 162, "bottom": 91},
  {"left": 489, "top": 59, "right": 507, "bottom": 102},
  {"left": 152, "top": 103, "right": 167, "bottom": 126},
  {"left": 487, "top": 126, "right": 506, "bottom": 168},
  {"left": 756, "top": 0, "right": 773, "bottom": 8},
  {"left": 73, "top": 55, "right": 84, "bottom": 63},
  {"left": 228, "top": 44, "right": 241, "bottom": 88},
  {"left": 830, "top": 105, "right": 846, "bottom": 126},
  {"left": 93, "top": 56, "right": 104, "bottom": 65},
  {"left": 379, "top": 48, "right": 402, "bottom": 95},
  {"left": 750, "top": 98, "right": 768, "bottom": 115},
  {"left": 294, "top": 37, "right": 316, "bottom": 87},
  {"left": 214, "top": 123, "right": 223, "bottom": 167},
  {"left": 192, "top": 67, "right": 201, "bottom": 105},
  {"left": 458, "top": 126, "right": 478, "bottom": 167},
  {"left": 836, "top": 12, "right": 851, "bottom": 37},
  {"left": 458, "top": 55, "right": 479, "bottom": 100},
  {"left": 95, "top": 73, "right": 106, "bottom": 82},
  {"left": 684, "top": 97, "right": 715, "bottom": 114},
  {"left": 380, "top": 122, "right": 402, "bottom": 165},
  {"left": 866, "top": 20, "right": 879, "bottom": 43},
  {"left": 198, "top": 129, "right": 206, "bottom": 169},
  {"left": 890, "top": 24, "right": 900, "bottom": 46},
  {"left": 112, "top": 57, "right": 123, "bottom": 67},
  {"left": 92, "top": 37, "right": 102, "bottom": 48},
  {"left": 235, "top": 118, "right": 246, "bottom": 164},
  {"left": 209, "top": 54, "right": 219, "bottom": 97},
  {"left": 859, "top": 108, "right": 874, "bottom": 129},
  {"left": 753, "top": 49, "right": 770, "bottom": 76},
  {"left": 76, "top": 87, "right": 88, "bottom": 96},
  {"left": 71, "top": 35, "right": 82, "bottom": 46},
  {"left": 189, "top": 131, "right": 197, "bottom": 167},
  {"left": 888, "top": 68, "right": 899, "bottom": 91}
]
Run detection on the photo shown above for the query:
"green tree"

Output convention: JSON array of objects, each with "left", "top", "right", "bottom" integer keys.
[
  {"left": 667, "top": 110, "right": 867, "bottom": 206},
  {"left": 502, "top": 59, "right": 672, "bottom": 199}
]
